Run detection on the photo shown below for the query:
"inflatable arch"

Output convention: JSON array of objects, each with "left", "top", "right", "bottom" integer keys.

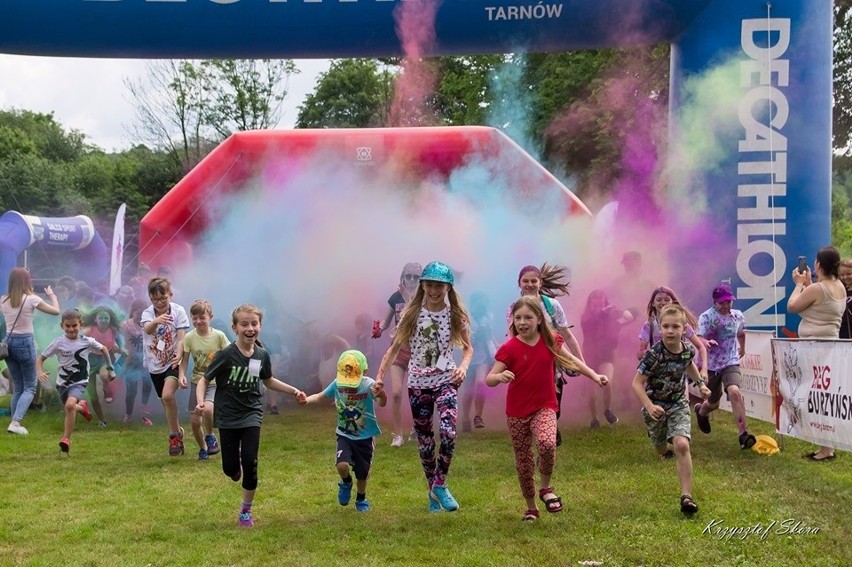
[
  {"left": 0, "top": 0, "right": 833, "bottom": 331},
  {"left": 0, "top": 211, "right": 109, "bottom": 294},
  {"left": 138, "top": 126, "right": 591, "bottom": 269}
]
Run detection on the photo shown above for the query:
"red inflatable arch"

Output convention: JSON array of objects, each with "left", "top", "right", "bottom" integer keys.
[{"left": 139, "top": 126, "right": 590, "bottom": 269}]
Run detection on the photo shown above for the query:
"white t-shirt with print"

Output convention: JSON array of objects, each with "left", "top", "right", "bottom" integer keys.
[
  {"left": 140, "top": 302, "right": 190, "bottom": 374},
  {"left": 41, "top": 335, "right": 105, "bottom": 388},
  {"left": 407, "top": 306, "right": 455, "bottom": 389}
]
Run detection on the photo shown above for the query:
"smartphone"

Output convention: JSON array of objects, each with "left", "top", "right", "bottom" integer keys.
[{"left": 797, "top": 256, "right": 808, "bottom": 274}]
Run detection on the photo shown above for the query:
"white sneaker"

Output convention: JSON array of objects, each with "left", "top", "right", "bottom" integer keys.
[
  {"left": 390, "top": 434, "right": 405, "bottom": 448},
  {"left": 7, "top": 422, "right": 28, "bottom": 435}
]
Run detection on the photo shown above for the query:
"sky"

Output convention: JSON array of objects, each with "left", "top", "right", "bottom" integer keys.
[{"left": 0, "top": 54, "right": 331, "bottom": 152}]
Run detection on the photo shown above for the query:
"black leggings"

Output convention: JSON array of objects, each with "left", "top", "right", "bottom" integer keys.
[{"left": 219, "top": 426, "right": 261, "bottom": 491}]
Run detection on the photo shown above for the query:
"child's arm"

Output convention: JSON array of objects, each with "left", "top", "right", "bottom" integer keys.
[
  {"left": 558, "top": 327, "right": 585, "bottom": 362},
  {"left": 301, "top": 392, "right": 324, "bottom": 405},
  {"left": 631, "top": 371, "right": 664, "bottom": 420},
  {"left": 688, "top": 334, "right": 709, "bottom": 381},
  {"left": 637, "top": 339, "right": 649, "bottom": 360},
  {"left": 264, "top": 377, "right": 307, "bottom": 404},
  {"left": 143, "top": 312, "right": 168, "bottom": 335},
  {"left": 375, "top": 339, "right": 405, "bottom": 392},
  {"left": 375, "top": 304, "right": 396, "bottom": 338},
  {"left": 172, "top": 328, "right": 186, "bottom": 371},
  {"left": 99, "top": 345, "right": 117, "bottom": 381},
  {"left": 178, "top": 339, "right": 190, "bottom": 388},
  {"left": 36, "top": 354, "right": 49, "bottom": 383},
  {"left": 737, "top": 326, "right": 746, "bottom": 359},
  {"left": 686, "top": 362, "right": 711, "bottom": 399},
  {"left": 450, "top": 326, "right": 474, "bottom": 385},
  {"left": 195, "top": 377, "right": 209, "bottom": 413},
  {"left": 486, "top": 361, "right": 514, "bottom": 387},
  {"left": 559, "top": 345, "right": 608, "bottom": 387},
  {"left": 373, "top": 387, "right": 388, "bottom": 407}
]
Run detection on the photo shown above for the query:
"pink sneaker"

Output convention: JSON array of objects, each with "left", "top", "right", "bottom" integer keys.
[
  {"left": 238, "top": 510, "right": 254, "bottom": 527},
  {"left": 142, "top": 416, "right": 153, "bottom": 426}
]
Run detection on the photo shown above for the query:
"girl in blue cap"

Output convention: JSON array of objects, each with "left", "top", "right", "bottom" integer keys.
[{"left": 375, "top": 261, "right": 472, "bottom": 512}]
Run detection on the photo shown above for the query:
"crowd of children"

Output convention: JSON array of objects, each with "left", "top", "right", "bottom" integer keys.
[{"left": 3, "top": 255, "right": 788, "bottom": 526}]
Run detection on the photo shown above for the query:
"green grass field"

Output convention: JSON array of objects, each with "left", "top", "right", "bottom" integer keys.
[{"left": 1, "top": 398, "right": 849, "bottom": 567}]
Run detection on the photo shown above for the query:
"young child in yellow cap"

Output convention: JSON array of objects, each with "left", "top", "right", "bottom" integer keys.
[{"left": 300, "top": 349, "right": 387, "bottom": 511}]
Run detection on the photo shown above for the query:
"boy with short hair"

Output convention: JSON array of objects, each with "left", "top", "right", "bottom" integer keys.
[
  {"left": 140, "top": 277, "right": 190, "bottom": 456},
  {"left": 300, "top": 350, "right": 387, "bottom": 512},
  {"left": 36, "top": 309, "right": 115, "bottom": 453},
  {"left": 180, "top": 299, "right": 229, "bottom": 460},
  {"left": 632, "top": 304, "right": 711, "bottom": 515}
]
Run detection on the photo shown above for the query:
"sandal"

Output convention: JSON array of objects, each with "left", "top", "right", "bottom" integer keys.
[
  {"left": 522, "top": 509, "right": 539, "bottom": 521},
  {"left": 538, "top": 487, "right": 563, "bottom": 513},
  {"left": 680, "top": 494, "right": 698, "bottom": 515}
]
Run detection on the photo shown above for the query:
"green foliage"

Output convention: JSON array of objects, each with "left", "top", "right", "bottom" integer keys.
[
  {"left": 0, "top": 404, "right": 849, "bottom": 566},
  {"left": 834, "top": 2, "right": 852, "bottom": 155},
  {"left": 832, "top": 168, "right": 852, "bottom": 257},
  {"left": 434, "top": 55, "right": 505, "bottom": 125},
  {"left": 296, "top": 59, "right": 394, "bottom": 128}
]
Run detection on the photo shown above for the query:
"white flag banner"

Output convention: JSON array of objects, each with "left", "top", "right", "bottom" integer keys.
[
  {"left": 717, "top": 330, "right": 775, "bottom": 423},
  {"left": 772, "top": 339, "right": 852, "bottom": 452},
  {"left": 109, "top": 203, "right": 126, "bottom": 296}
]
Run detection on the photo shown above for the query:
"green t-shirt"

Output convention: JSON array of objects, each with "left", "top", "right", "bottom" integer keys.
[
  {"left": 205, "top": 342, "right": 272, "bottom": 429},
  {"left": 183, "top": 328, "right": 230, "bottom": 383}
]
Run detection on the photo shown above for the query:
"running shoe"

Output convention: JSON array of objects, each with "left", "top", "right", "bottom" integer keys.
[
  {"left": 694, "top": 403, "right": 711, "bottom": 434},
  {"left": 473, "top": 415, "right": 485, "bottom": 429},
  {"left": 78, "top": 400, "right": 93, "bottom": 422},
  {"left": 142, "top": 416, "right": 153, "bottom": 426},
  {"left": 205, "top": 434, "right": 220, "bottom": 455},
  {"left": 430, "top": 484, "right": 459, "bottom": 511},
  {"left": 390, "top": 434, "right": 404, "bottom": 448},
  {"left": 338, "top": 481, "right": 353, "bottom": 506},
  {"left": 355, "top": 499, "right": 370, "bottom": 512},
  {"left": 198, "top": 448, "right": 209, "bottom": 460},
  {"left": 604, "top": 409, "right": 619, "bottom": 425},
  {"left": 59, "top": 437, "right": 70, "bottom": 453},
  {"left": 238, "top": 511, "right": 254, "bottom": 527}
]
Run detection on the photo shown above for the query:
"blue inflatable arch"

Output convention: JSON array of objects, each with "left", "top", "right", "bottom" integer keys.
[{"left": 0, "top": 0, "right": 833, "bottom": 331}]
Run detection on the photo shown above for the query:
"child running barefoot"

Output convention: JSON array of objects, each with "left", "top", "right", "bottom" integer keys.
[
  {"left": 141, "top": 277, "right": 190, "bottom": 456},
  {"left": 197, "top": 304, "right": 307, "bottom": 527},
  {"left": 299, "top": 350, "right": 387, "bottom": 512},
  {"left": 180, "top": 300, "right": 229, "bottom": 460},
  {"left": 36, "top": 310, "right": 116, "bottom": 453},
  {"left": 487, "top": 296, "right": 608, "bottom": 521},
  {"left": 631, "top": 304, "right": 711, "bottom": 516},
  {"left": 375, "top": 261, "right": 472, "bottom": 512}
]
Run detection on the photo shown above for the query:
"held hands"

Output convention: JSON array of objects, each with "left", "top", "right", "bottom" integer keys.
[
  {"left": 294, "top": 390, "right": 307, "bottom": 404},
  {"left": 451, "top": 367, "right": 467, "bottom": 385}
]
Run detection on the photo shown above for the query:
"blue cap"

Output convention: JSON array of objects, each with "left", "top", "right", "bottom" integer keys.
[{"left": 420, "top": 261, "right": 454, "bottom": 286}]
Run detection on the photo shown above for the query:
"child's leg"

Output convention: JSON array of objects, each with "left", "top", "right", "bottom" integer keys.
[
  {"left": 673, "top": 435, "right": 694, "bottom": 497},
  {"left": 219, "top": 428, "right": 242, "bottom": 481},
  {"left": 389, "top": 364, "right": 406, "bottom": 436},
  {"left": 202, "top": 401, "right": 214, "bottom": 435},
  {"left": 161, "top": 374, "right": 181, "bottom": 435},
  {"left": 473, "top": 366, "right": 487, "bottom": 418},
  {"left": 87, "top": 377, "right": 106, "bottom": 423},
  {"left": 63, "top": 395, "right": 78, "bottom": 439},
  {"left": 599, "top": 361, "right": 614, "bottom": 411},
  {"left": 507, "top": 415, "right": 536, "bottom": 511},
  {"left": 238, "top": 426, "right": 261, "bottom": 499},
  {"left": 124, "top": 373, "right": 138, "bottom": 417},
  {"left": 459, "top": 377, "right": 473, "bottom": 430},
  {"left": 697, "top": 371, "right": 723, "bottom": 415},
  {"left": 188, "top": 386, "right": 205, "bottom": 450},
  {"left": 531, "top": 409, "right": 558, "bottom": 488},
  {"left": 409, "top": 386, "right": 438, "bottom": 487},
  {"left": 141, "top": 373, "right": 153, "bottom": 406},
  {"left": 433, "top": 382, "right": 459, "bottom": 486}
]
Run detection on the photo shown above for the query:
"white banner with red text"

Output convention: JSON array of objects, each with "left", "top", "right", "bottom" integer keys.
[{"left": 772, "top": 339, "right": 852, "bottom": 452}]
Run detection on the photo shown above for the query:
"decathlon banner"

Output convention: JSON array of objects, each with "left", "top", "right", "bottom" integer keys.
[
  {"left": 772, "top": 339, "right": 852, "bottom": 452},
  {"left": 716, "top": 330, "right": 774, "bottom": 423},
  {"left": 109, "top": 204, "right": 126, "bottom": 296}
]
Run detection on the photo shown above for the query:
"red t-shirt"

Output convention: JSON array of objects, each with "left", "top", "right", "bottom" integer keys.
[
  {"left": 87, "top": 326, "right": 117, "bottom": 352},
  {"left": 495, "top": 334, "right": 562, "bottom": 418}
]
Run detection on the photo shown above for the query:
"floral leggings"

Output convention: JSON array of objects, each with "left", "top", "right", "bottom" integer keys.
[
  {"left": 507, "top": 408, "right": 557, "bottom": 499},
  {"left": 408, "top": 382, "right": 458, "bottom": 488}
]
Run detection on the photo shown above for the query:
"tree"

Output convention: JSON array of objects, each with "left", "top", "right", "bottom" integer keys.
[
  {"left": 199, "top": 59, "right": 298, "bottom": 138},
  {"left": 126, "top": 59, "right": 297, "bottom": 171},
  {"left": 434, "top": 55, "right": 505, "bottom": 125},
  {"left": 834, "top": 0, "right": 852, "bottom": 157},
  {"left": 296, "top": 59, "right": 394, "bottom": 128}
]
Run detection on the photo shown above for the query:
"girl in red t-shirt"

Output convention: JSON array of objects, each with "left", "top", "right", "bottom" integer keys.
[{"left": 487, "top": 296, "right": 608, "bottom": 521}]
